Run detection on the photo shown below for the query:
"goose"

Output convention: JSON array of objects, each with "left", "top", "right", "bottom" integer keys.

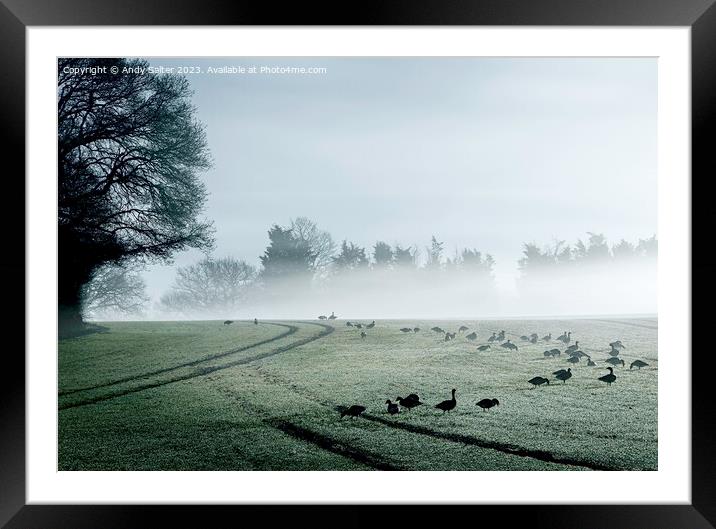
[
  {"left": 254, "top": 318, "right": 258, "bottom": 325},
  {"left": 497, "top": 330, "right": 506, "bottom": 341},
  {"left": 520, "top": 335, "right": 530, "bottom": 342},
  {"left": 360, "top": 331, "right": 367, "bottom": 339},
  {"left": 477, "top": 345, "right": 491, "bottom": 351},
  {"left": 366, "top": 321, "right": 375, "bottom": 329},
  {"left": 552, "top": 368, "right": 569, "bottom": 377},
  {"left": 318, "top": 315, "right": 327, "bottom": 320},
  {"left": 550, "top": 348, "right": 561, "bottom": 356},
  {"left": 608, "top": 345, "right": 620, "bottom": 357},
  {"left": 459, "top": 326, "right": 469, "bottom": 333},
  {"left": 444, "top": 333, "right": 452, "bottom": 342},
  {"left": 413, "top": 327, "right": 421, "bottom": 332},
  {"left": 328, "top": 312, "right": 337, "bottom": 320},
  {"left": 544, "top": 350, "right": 554, "bottom": 358},
  {"left": 530, "top": 335, "right": 538, "bottom": 344},
  {"left": 385, "top": 400, "right": 400, "bottom": 415},
  {"left": 346, "top": 321, "right": 354, "bottom": 327},
  {"left": 488, "top": 333, "right": 497, "bottom": 342},
  {"left": 609, "top": 340, "right": 625, "bottom": 349},
  {"left": 396, "top": 395, "right": 423, "bottom": 411},
  {"left": 340, "top": 405, "right": 366, "bottom": 419},
  {"left": 542, "top": 333, "right": 552, "bottom": 342},
  {"left": 630, "top": 359, "right": 649, "bottom": 370},
  {"left": 566, "top": 355, "right": 580, "bottom": 364},
  {"left": 400, "top": 327, "right": 412, "bottom": 333},
  {"left": 570, "top": 350, "right": 588, "bottom": 358},
  {"left": 558, "top": 331, "right": 572, "bottom": 344},
  {"left": 554, "top": 367, "right": 572, "bottom": 384},
  {"left": 586, "top": 357, "right": 596, "bottom": 366},
  {"left": 355, "top": 323, "right": 363, "bottom": 329},
  {"left": 598, "top": 367, "right": 617, "bottom": 385},
  {"left": 605, "top": 357, "right": 625, "bottom": 367},
  {"left": 435, "top": 389, "right": 457, "bottom": 413},
  {"left": 476, "top": 398, "right": 499, "bottom": 411},
  {"left": 565, "top": 341, "right": 580, "bottom": 354},
  {"left": 223, "top": 320, "right": 233, "bottom": 325},
  {"left": 528, "top": 376, "right": 550, "bottom": 388},
  {"left": 466, "top": 332, "right": 478, "bottom": 341},
  {"left": 432, "top": 326, "right": 445, "bottom": 333},
  {"left": 501, "top": 340, "right": 518, "bottom": 351}
]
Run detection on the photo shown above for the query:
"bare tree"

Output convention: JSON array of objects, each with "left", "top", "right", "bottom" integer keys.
[
  {"left": 160, "top": 257, "right": 256, "bottom": 315},
  {"left": 80, "top": 264, "right": 149, "bottom": 319},
  {"left": 289, "top": 217, "right": 336, "bottom": 273}
]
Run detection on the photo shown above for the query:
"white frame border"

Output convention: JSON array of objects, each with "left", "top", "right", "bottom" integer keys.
[{"left": 27, "top": 26, "right": 690, "bottom": 504}]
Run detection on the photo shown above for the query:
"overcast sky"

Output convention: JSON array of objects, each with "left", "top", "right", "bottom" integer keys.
[{"left": 142, "top": 57, "right": 657, "bottom": 303}]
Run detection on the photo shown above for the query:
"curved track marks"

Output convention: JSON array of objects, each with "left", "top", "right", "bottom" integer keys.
[
  {"left": 60, "top": 322, "right": 297, "bottom": 396},
  {"left": 59, "top": 321, "right": 334, "bottom": 411},
  {"left": 247, "top": 368, "right": 621, "bottom": 471},
  {"left": 267, "top": 419, "right": 400, "bottom": 471},
  {"left": 589, "top": 319, "right": 658, "bottom": 330}
]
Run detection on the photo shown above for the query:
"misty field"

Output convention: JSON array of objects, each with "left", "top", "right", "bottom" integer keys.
[{"left": 58, "top": 318, "right": 657, "bottom": 471}]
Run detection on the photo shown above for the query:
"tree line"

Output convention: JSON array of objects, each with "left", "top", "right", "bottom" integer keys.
[
  {"left": 83, "top": 218, "right": 656, "bottom": 319},
  {"left": 155, "top": 217, "right": 496, "bottom": 317}
]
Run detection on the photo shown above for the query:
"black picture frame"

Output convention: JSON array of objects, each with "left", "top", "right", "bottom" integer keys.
[{"left": 2, "top": 1, "right": 714, "bottom": 527}]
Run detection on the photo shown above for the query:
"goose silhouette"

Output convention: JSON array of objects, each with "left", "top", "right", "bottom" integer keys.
[
  {"left": 599, "top": 367, "right": 617, "bottom": 386},
  {"left": 385, "top": 400, "right": 400, "bottom": 415},
  {"left": 396, "top": 395, "right": 423, "bottom": 411},
  {"left": 435, "top": 389, "right": 457, "bottom": 413},
  {"left": 554, "top": 367, "right": 572, "bottom": 384},
  {"left": 528, "top": 376, "right": 550, "bottom": 388},
  {"left": 476, "top": 398, "right": 499, "bottom": 411}
]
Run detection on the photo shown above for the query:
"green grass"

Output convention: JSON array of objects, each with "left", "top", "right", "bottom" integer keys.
[{"left": 58, "top": 317, "right": 657, "bottom": 471}]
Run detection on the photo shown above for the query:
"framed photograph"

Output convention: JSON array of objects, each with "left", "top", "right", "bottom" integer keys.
[{"left": 4, "top": 0, "right": 715, "bottom": 527}]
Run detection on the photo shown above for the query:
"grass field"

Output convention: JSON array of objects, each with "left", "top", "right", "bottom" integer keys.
[{"left": 58, "top": 317, "right": 658, "bottom": 471}]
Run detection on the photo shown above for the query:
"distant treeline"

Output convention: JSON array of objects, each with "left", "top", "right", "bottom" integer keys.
[{"left": 81, "top": 217, "right": 657, "bottom": 318}]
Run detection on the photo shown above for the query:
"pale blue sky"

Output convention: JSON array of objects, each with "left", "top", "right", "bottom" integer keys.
[{"left": 143, "top": 57, "right": 657, "bottom": 302}]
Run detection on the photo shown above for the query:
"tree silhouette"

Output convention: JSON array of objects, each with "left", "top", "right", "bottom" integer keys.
[
  {"left": 58, "top": 58, "right": 213, "bottom": 329},
  {"left": 425, "top": 236, "right": 444, "bottom": 271},
  {"left": 289, "top": 217, "right": 336, "bottom": 274},
  {"left": 332, "top": 240, "right": 369, "bottom": 271},
  {"left": 393, "top": 244, "right": 417, "bottom": 268},
  {"left": 574, "top": 232, "right": 610, "bottom": 263},
  {"left": 372, "top": 241, "right": 394, "bottom": 269},
  {"left": 160, "top": 257, "right": 256, "bottom": 316},
  {"left": 80, "top": 263, "right": 148, "bottom": 319},
  {"left": 259, "top": 225, "right": 317, "bottom": 285},
  {"left": 637, "top": 235, "right": 658, "bottom": 258},
  {"left": 612, "top": 239, "right": 636, "bottom": 260}
]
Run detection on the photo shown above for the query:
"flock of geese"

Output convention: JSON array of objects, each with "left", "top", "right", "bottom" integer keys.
[{"left": 332, "top": 319, "right": 652, "bottom": 419}]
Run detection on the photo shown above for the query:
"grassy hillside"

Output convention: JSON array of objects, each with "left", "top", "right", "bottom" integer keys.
[{"left": 58, "top": 318, "right": 657, "bottom": 471}]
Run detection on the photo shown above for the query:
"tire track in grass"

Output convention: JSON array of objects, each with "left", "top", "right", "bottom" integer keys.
[
  {"left": 60, "top": 322, "right": 298, "bottom": 396},
  {"left": 248, "top": 368, "right": 619, "bottom": 471},
  {"left": 267, "top": 419, "right": 400, "bottom": 471},
  {"left": 59, "top": 322, "right": 334, "bottom": 410},
  {"left": 359, "top": 412, "right": 611, "bottom": 471},
  {"left": 211, "top": 374, "right": 397, "bottom": 471},
  {"left": 589, "top": 319, "right": 658, "bottom": 330}
]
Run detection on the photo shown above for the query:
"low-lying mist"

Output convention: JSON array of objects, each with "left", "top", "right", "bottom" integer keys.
[{"left": 119, "top": 260, "right": 656, "bottom": 322}]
